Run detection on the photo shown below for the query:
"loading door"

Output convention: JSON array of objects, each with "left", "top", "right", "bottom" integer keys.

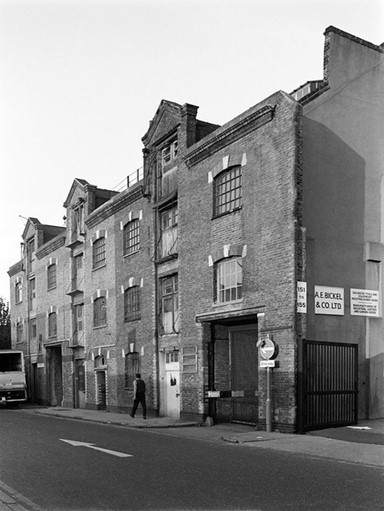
[
  {"left": 299, "top": 340, "right": 358, "bottom": 432},
  {"left": 230, "top": 328, "right": 258, "bottom": 423}
]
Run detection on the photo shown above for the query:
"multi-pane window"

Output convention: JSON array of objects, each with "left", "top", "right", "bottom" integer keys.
[
  {"left": 160, "top": 274, "right": 179, "bottom": 334},
  {"left": 93, "top": 237, "right": 106, "bottom": 269},
  {"left": 48, "top": 312, "right": 57, "bottom": 338},
  {"left": 47, "top": 264, "right": 57, "bottom": 290},
  {"left": 93, "top": 296, "right": 107, "bottom": 327},
  {"left": 214, "top": 166, "right": 242, "bottom": 216},
  {"left": 15, "top": 282, "right": 22, "bottom": 303},
  {"left": 124, "top": 287, "right": 141, "bottom": 322},
  {"left": 162, "top": 140, "right": 178, "bottom": 167},
  {"left": 216, "top": 257, "right": 243, "bottom": 303},
  {"left": 123, "top": 220, "right": 140, "bottom": 256},
  {"left": 160, "top": 204, "right": 178, "bottom": 258},
  {"left": 125, "top": 351, "right": 140, "bottom": 388}
]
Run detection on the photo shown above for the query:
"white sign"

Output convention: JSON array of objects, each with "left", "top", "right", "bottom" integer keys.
[
  {"left": 315, "top": 286, "right": 344, "bottom": 315},
  {"left": 350, "top": 289, "right": 380, "bottom": 317},
  {"left": 259, "top": 336, "right": 277, "bottom": 360},
  {"left": 260, "top": 360, "right": 276, "bottom": 368},
  {"left": 297, "top": 281, "right": 307, "bottom": 313}
]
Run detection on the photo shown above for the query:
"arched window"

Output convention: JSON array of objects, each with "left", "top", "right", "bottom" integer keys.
[
  {"left": 48, "top": 312, "right": 57, "bottom": 338},
  {"left": 93, "top": 237, "right": 106, "bottom": 269},
  {"left": 124, "top": 286, "right": 141, "bottom": 322},
  {"left": 15, "top": 282, "right": 22, "bottom": 303},
  {"left": 214, "top": 166, "right": 242, "bottom": 216},
  {"left": 125, "top": 352, "right": 140, "bottom": 388},
  {"left": 93, "top": 296, "right": 107, "bottom": 327},
  {"left": 215, "top": 257, "right": 243, "bottom": 303},
  {"left": 47, "top": 263, "right": 57, "bottom": 290},
  {"left": 123, "top": 219, "right": 140, "bottom": 255}
]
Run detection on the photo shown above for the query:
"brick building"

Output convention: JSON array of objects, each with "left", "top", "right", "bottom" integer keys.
[{"left": 8, "top": 27, "right": 384, "bottom": 432}]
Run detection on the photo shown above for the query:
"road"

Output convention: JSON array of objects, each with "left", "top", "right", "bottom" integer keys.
[{"left": 0, "top": 408, "right": 383, "bottom": 510}]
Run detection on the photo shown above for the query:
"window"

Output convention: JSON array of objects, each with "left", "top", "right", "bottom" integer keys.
[
  {"left": 214, "top": 166, "right": 242, "bottom": 216},
  {"left": 159, "top": 204, "right": 178, "bottom": 258},
  {"left": 29, "top": 278, "right": 36, "bottom": 310},
  {"left": 162, "top": 140, "right": 178, "bottom": 167},
  {"left": 93, "top": 237, "right": 106, "bottom": 269},
  {"left": 73, "top": 304, "right": 84, "bottom": 344},
  {"left": 47, "top": 264, "right": 57, "bottom": 290},
  {"left": 30, "top": 319, "right": 37, "bottom": 340},
  {"left": 123, "top": 219, "right": 140, "bottom": 255},
  {"left": 125, "top": 352, "right": 140, "bottom": 388},
  {"left": 73, "top": 254, "right": 83, "bottom": 289},
  {"left": 74, "top": 204, "right": 84, "bottom": 236},
  {"left": 28, "top": 238, "right": 35, "bottom": 263},
  {"left": 93, "top": 296, "right": 107, "bottom": 327},
  {"left": 124, "top": 287, "right": 141, "bottom": 322},
  {"left": 16, "top": 322, "right": 23, "bottom": 343},
  {"left": 15, "top": 282, "right": 22, "bottom": 303},
  {"left": 48, "top": 312, "right": 57, "bottom": 338},
  {"left": 216, "top": 257, "right": 243, "bottom": 303},
  {"left": 160, "top": 274, "right": 179, "bottom": 334}
]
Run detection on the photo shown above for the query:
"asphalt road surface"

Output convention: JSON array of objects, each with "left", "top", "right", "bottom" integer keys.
[{"left": 1, "top": 409, "right": 383, "bottom": 510}]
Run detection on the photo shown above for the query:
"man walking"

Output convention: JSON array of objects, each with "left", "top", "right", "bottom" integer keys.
[{"left": 130, "top": 373, "right": 147, "bottom": 419}]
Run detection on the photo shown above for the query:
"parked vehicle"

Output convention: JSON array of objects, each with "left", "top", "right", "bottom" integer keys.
[{"left": 0, "top": 350, "right": 27, "bottom": 405}]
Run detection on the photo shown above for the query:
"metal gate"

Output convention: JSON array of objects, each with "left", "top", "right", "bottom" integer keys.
[{"left": 299, "top": 340, "right": 358, "bottom": 432}]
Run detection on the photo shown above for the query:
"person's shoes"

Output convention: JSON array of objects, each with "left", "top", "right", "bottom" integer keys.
[
  {"left": 130, "top": 414, "right": 134, "bottom": 418},
  {"left": 143, "top": 417, "right": 147, "bottom": 419}
]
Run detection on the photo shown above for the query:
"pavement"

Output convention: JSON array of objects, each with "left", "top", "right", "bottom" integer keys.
[{"left": 2, "top": 405, "right": 384, "bottom": 510}]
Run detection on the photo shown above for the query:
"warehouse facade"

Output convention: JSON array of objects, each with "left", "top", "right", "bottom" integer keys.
[{"left": 8, "top": 27, "right": 384, "bottom": 431}]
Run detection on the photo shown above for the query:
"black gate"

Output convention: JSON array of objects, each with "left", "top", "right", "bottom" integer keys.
[{"left": 299, "top": 340, "right": 358, "bottom": 432}]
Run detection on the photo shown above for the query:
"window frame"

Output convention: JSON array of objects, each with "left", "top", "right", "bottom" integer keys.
[
  {"left": 215, "top": 257, "right": 243, "bottom": 304},
  {"left": 214, "top": 166, "right": 242, "bottom": 217},
  {"left": 93, "top": 296, "right": 107, "bottom": 328},
  {"left": 15, "top": 282, "right": 22, "bottom": 304},
  {"left": 125, "top": 351, "right": 140, "bottom": 388},
  {"left": 123, "top": 219, "right": 140, "bottom": 256},
  {"left": 160, "top": 274, "right": 179, "bottom": 334},
  {"left": 161, "top": 140, "right": 178, "bottom": 168},
  {"left": 48, "top": 311, "right": 57, "bottom": 338},
  {"left": 16, "top": 322, "right": 23, "bottom": 344},
  {"left": 124, "top": 286, "right": 141, "bottom": 322},
  {"left": 93, "top": 237, "right": 106, "bottom": 270},
  {"left": 47, "top": 263, "right": 57, "bottom": 290}
]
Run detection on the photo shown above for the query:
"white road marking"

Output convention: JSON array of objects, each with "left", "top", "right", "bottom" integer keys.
[{"left": 60, "top": 439, "right": 132, "bottom": 457}]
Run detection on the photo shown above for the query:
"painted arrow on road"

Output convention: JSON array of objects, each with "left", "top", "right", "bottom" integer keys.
[{"left": 60, "top": 439, "right": 132, "bottom": 458}]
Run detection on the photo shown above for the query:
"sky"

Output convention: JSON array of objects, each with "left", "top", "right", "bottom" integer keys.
[{"left": 0, "top": 0, "right": 383, "bottom": 302}]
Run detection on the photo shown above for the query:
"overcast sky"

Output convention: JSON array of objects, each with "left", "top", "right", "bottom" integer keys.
[{"left": 0, "top": 0, "right": 383, "bottom": 301}]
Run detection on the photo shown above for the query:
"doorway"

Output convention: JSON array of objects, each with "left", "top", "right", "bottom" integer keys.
[
  {"left": 74, "top": 359, "right": 86, "bottom": 408},
  {"left": 161, "top": 350, "right": 180, "bottom": 418},
  {"left": 96, "top": 370, "right": 106, "bottom": 410},
  {"left": 47, "top": 346, "right": 63, "bottom": 406}
]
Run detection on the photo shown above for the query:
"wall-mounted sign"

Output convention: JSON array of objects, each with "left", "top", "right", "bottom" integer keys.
[
  {"left": 350, "top": 288, "right": 380, "bottom": 317},
  {"left": 297, "top": 281, "right": 307, "bottom": 313},
  {"left": 315, "top": 286, "right": 344, "bottom": 315}
]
